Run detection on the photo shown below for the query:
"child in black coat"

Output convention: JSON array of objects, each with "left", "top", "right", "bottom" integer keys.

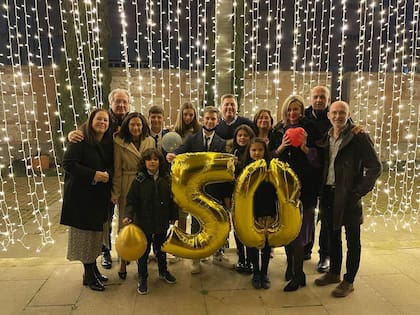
[
  {"left": 240, "top": 138, "right": 278, "bottom": 290},
  {"left": 123, "top": 148, "right": 178, "bottom": 295}
]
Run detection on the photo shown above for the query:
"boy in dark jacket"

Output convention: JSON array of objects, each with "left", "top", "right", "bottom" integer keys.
[{"left": 123, "top": 148, "right": 178, "bottom": 295}]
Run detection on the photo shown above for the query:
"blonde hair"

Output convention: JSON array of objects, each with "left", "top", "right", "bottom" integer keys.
[{"left": 280, "top": 95, "right": 305, "bottom": 124}]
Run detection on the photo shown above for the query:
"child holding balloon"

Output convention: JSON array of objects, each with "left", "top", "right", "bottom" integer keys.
[
  {"left": 240, "top": 137, "right": 277, "bottom": 289},
  {"left": 123, "top": 148, "right": 178, "bottom": 295}
]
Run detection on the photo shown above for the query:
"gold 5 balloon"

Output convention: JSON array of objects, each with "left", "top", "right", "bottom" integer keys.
[{"left": 116, "top": 152, "right": 303, "bottom": 261}]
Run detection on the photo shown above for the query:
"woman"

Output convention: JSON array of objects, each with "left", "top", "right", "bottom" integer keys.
[
  {"left": 253, "top": 109, "right": 278, "bottom": 156},
  {"left": 60, "top": 108, "right": 114, "bottom": 292},
  {"left": 172, "top": 102, "right": 201, "bottom": 232},
  {"left": 272, "top": 95, "right": 321, "bottom": 292},
  {"left": 174, "top": 101, "right": 201, "bottom": 139},
  {"left": 112, "top": 112, "right": 155, "bottom": 279}
]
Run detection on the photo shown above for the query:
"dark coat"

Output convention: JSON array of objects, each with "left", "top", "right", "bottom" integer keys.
[
  {"left": 215, "top": 116, "right": 254, "bottom": 140},
  {"left": 60, "top": 139, "right": 114, "bottom": 231},
  {"left": 124, "top": 171, "right": 178, "bottom": 235},
  {"left": 174, "top": 129, "right": 226, "bottom": 154},
  {"left": 317, "top": 122, "right": 382, "bottom": 230},
  {"left": 272, "top": 117, "right": 322, "bottom": 208}
]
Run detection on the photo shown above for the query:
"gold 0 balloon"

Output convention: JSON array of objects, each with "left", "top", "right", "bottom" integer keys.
[
  {"left": 162, "top": 152, "right": 235, "bottom": 259},
  {"left": 233, "top": 159, "right": 302, "bottom": 249}
]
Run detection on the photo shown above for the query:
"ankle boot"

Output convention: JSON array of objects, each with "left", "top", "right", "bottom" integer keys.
[
  {"left": 83, "top": 263, "right": 105, "bottom": 291},
  {"left": 93, "top": 263, "right": 108, "bottom": 282},
  {"left": 284, "top": 272, "right": 306, "bottom": 292}
]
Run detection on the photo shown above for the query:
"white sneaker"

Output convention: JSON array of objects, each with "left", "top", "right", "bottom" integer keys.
[
  {"left": 167, "top": 253, "right": 181, "bottom": 264},
  {"left": 213, "top": 253, "right": 235, "bottom": 269},
  {"left": 191, "top": 259, "right": 201, "bottom": 274}
]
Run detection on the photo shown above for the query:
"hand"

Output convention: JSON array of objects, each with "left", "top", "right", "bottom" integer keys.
[
  {"left": 122, "top": 217, "right": 132, "bottom": 225},
  {"left": 166, "top": 153, "right": 176, "bottom": 163},
  {"left": 111, "top": 198, "right": 119, "bottom": 205},
  {"left": 68, "top": 130, "right": 84, "bottom": 143},
  {"left": 299, "top": 131, "right": 309, "bottom": 154},
  {"left": 276, "top": 134, "right": 291, "bottom": 154},
  {"left": 94, "top": 171, "right": 109, "bottom": 183},
  {"left": 351, "top": 125, "right": 365, "bottom": 135}
]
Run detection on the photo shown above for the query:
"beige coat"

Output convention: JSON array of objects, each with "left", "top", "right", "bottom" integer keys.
[{"left": 112, "top": 135, "right": 155, "bottom": 229}]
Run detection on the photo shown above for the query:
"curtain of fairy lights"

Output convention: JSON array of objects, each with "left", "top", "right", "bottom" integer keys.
[
  {"left": 0, "top": 0, "right": 419, "bottom": 253},
  {"left": 117, "top": 1, "right": 212, "bottom": 121}
]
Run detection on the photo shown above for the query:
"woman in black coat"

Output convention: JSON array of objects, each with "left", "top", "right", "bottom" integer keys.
[
  {"left": 272, "top": 95, "right": 322, "bottom": 292},
  {"left": 60, "top": 108, "right": 114, "bottom": 291}
]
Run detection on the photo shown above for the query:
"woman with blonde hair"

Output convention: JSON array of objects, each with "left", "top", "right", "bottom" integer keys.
[{"left": 272, "top": 95, "right": 321, "bottom": 291}]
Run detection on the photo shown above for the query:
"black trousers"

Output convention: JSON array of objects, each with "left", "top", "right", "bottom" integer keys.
[
  {"left": 137, "top": 232, "right": 167, "bottom": 279},
  {"left": 249, "top": 242, "right": 271, "bottom": 276},
  {"left": 321, "top": 186, "right": 361, "bottom": 284}
]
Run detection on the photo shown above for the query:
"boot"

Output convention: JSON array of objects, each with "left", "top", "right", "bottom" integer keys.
[{"left": 83, "top": 263, "right": 105, "bottom": 291}]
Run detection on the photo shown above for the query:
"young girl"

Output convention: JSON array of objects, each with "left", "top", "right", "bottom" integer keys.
[
  {"left": 123, "top": 148, "right": 178, "bottom": 295},
  {"left": 230, "top": 125, "right": 256, "bottom": 274},
  {"left": 241, "top": 138, "right": 277, "bottom": 289}
]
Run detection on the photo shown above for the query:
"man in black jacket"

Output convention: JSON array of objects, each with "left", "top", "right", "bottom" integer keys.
[{"left": 314, "top": 101, "right": 381, "bottom": 297}]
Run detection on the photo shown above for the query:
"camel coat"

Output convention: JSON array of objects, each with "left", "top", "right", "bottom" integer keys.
[{"left": 112, "top": 135, "right": 155, "bottom": 229}]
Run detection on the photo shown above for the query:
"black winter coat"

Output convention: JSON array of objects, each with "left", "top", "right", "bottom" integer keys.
[
  {"left": 317, "top": 122, "right": 382, "bottom": 229},
  {"left": 60, "top": 139, "right": 113, "bottom": 231},
  {"left": 124, "top": 171, "right": 178, "bottom": 235}
]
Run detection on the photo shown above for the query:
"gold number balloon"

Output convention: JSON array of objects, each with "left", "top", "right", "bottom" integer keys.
[
  {"left": 162, "top": 152, "right": 235, "bottom": 259},
  {"left": 232, "top": 158, "right": 302, "bottom": 249}
]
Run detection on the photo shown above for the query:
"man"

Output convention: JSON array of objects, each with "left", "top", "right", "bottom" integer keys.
[
  {"left": 167, "top": 106, "right": 234, "bottom": 274},
  {"left": 304, "top": 86, "right": 332, "bottom": 273},
  {"left": 148, "top": 105, "right": 169, "bottom": 149},
  {"left": 314, "top": 101, "right": 381, "bottom": 297},
  {"left": 68, "top": 88, "right": 130, "bottom": 269},
  {"left": 215, "top": 94, "right": 254, "bottom": 144}
]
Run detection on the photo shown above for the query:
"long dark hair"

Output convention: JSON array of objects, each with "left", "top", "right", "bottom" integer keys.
[
  {"left": 138, "top": 148, "right": 168, "bottom": 175},
  {"left": 174, "top": 102, "right": 201, "bottom": 137},
  {"left": 232, "top": 124, "right": 256, "bottom": 154},
  {"left": 81, "top": 108, "right": 110, "bottom": 144},
  {"left": 116, "top": 112, "right": 150, "bottom": 143}
]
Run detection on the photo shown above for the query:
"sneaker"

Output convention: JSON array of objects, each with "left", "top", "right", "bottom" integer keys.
[
  {"left": 213, "top": 253, "right": 235, "bottom": 269},
  {"left": 332, "top": 280, "right": 354, "bottom": 297},
  {"left": 244, "top": 262, "right": 253, "bottom": 274},
  {"left": 101, "top": 251, "right": 112, "bottom": 269},
  {"left": 137, "top": 278, "right": 148, "bottom": 295},
  {"left": 191, "top": 259, "right": 201, "bottom": 274},
  {"left": 314, "top": 272, "right": 341, "bottom": 286},
  {"left": 251, "top": 274, "right": 261, "bottom": 289},
  {"left": 167, "top": 253, "right": 181, "bottom": 264},
  {"left": 261, "top": 275, "right": 271, "bottom": 289},
  {"left": 159, "top": 271, "right": 177, "bottom": 284},
  {"left": 235, "top": 261, "right": 246, "bottom": 274}
]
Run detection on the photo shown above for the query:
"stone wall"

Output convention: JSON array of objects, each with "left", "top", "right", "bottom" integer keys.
[{"left": 0, "top": 66, "right": 418, "bottom": 161}]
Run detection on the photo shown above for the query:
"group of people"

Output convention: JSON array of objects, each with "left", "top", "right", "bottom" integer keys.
[{"left": 60, "top": 86, "right": 382, "bottom": 298}]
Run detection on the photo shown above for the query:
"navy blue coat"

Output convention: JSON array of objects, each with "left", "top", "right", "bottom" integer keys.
[{"left": 174, "top": 129, "right": 226, "bottom": 154}]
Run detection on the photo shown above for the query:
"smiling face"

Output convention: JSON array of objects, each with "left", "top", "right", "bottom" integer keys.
[
  {"left": 287, "top": 101, "right": 304, "bottom": 124},
  {"left": 220, "top": 97, "right": 237, "bottom": 122},
  {"left": 128, "top": 117, "right": 143, "bottom": 139},
  {"left": 328, "top": 101, "right": 350, "bottom": 131},
  {"left": 202, "top": 111, "right": 219, "bottom": 130},
  {"left": 236, "top": 129, "right": 251, "bottom": 147},
  {"left": 249, "top": 142, "right": 266, "bottom": 161},
  {"left": 110, "top": 92, "right": 129, "bottom": 119},
  {"left": 92, "top": 110, "right": 109, "bottom": 135},
  {"left": 149, "top": 113, "right": 164, "bottom": 133},
  {"left": 310, "top": 86, "right": 330, "bottom": 110},
  {"left": 256, "top": 111, "right": 272, "bottom": 130}
]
